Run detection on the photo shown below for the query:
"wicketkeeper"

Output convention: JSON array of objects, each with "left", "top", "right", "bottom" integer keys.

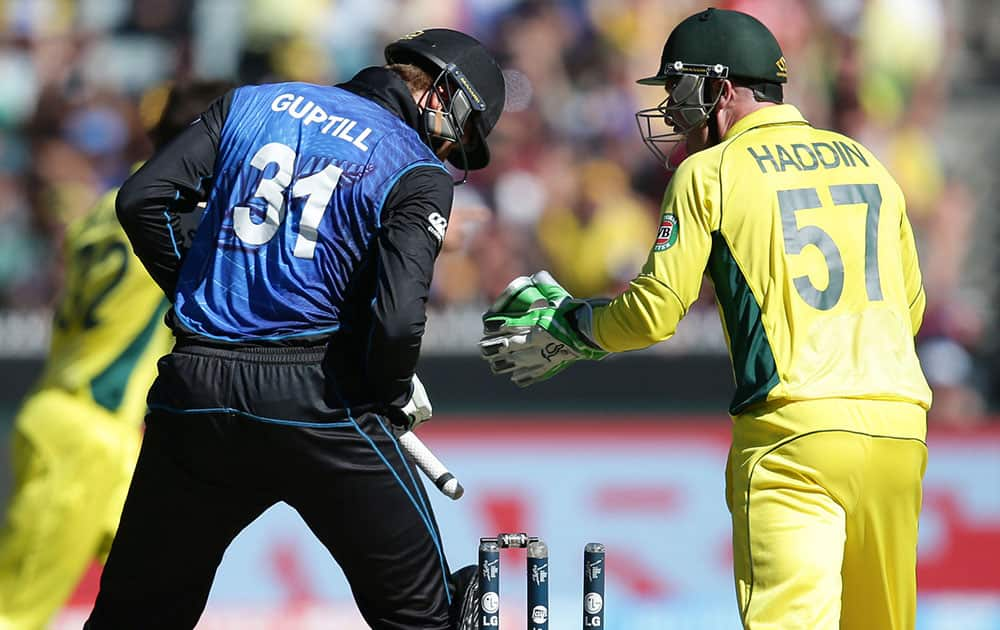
[{"left": 481, "top": 9, "right": 930, "bottom": 630}]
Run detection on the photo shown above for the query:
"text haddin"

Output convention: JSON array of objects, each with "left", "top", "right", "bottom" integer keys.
[{"left": 746, "top": 141, "right": 869, "bottom": 174}]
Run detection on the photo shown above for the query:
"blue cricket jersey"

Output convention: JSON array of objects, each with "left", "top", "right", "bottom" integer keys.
[{"left": 172, "top": 82, "right": 446, "bottom": 341}]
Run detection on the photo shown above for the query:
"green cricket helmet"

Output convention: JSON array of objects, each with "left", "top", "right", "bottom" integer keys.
[{"left": 635, "top": 8, "right": 787, "bottom": 169}]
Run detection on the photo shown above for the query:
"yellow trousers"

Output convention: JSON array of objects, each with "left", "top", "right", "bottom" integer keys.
[
  {"left": 728, "top": 399, "right": 927, "bottom": 630},
  {"left": 0, "top": 389, "right": 141, "bottom": 630}
]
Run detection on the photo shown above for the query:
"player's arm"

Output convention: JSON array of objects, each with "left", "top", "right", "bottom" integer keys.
[
  {"left": 899, "top": 203, "right": 925, "bottom": 334},
  {"left": 591, "top": 163, "right": 715, "bottom": 351},
  {"left": 369, "top": 165, "right": 453, "bottom": 407},
  {"left": 115, "top": 91, "right": 233, "bottom": 297}
]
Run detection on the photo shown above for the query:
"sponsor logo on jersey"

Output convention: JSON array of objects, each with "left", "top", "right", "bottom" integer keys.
[
  {"left": 654, "top": 213, "right": 678, "bottom": 252},
  {"left": 427, "top": 211, "right": 448, "bottom": 242}
]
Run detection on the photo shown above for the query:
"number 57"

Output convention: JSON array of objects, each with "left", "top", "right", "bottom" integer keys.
[{"left": 778, "top": 184, "right": 884, "bottom": 311}]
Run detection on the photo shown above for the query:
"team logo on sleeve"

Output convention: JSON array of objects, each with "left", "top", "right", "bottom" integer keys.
[{"left": 653, "top": 213, "right": 678, "bottom": 251}]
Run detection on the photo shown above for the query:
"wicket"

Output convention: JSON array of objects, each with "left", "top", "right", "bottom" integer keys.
[
  {"left": 477, "top": 533, "right": 606, "bottom": 629},
  {"left": 583, "top": 543, "right": 605, "bottom": 628}
]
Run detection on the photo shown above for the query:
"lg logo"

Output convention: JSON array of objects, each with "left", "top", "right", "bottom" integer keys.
[
  {"left": 481, "top": 591, "right": 499, "bottom": 614},
  {"left": 584, "top": 592, "right": 604, "bottom": 626},
  {"left": 480, "top": 591, "right": 499, "bottom": 626}
]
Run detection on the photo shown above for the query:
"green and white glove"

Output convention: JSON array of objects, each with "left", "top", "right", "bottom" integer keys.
[
  {"left": 399, "top": 374, "right": 433, "bottom": 430},
  {"left": 479, "top": 271, "right": 609, "bottom": 387},
  {"left": 485, "top": 273, "right": 551, "bottom": 315}
]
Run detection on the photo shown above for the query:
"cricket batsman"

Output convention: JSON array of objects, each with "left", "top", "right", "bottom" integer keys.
[
  {"left": 86, "top": 28, "right": 505, "bottom": 630},
  {"left": 480, "top": 9, "right": 930, "bottom": 629}
]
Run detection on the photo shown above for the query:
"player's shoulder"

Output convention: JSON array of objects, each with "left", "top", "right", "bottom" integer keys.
[
  {"left": 238, "top": 81, "right": 393, "bottom": 118},
  {"left": 231, "top": 81, "right": 440, "bottom": 173},
  {"left": 234, "top": 81, "right": 332, "bottom": 96},
  {"left": 244, "top": 82, "right": 425, "bottom": 146},
  {"left": 231, "top": 81, "right": 345, "bottom": 112},
  {"left": 811, "top": 127, "right": 901, "bottom": 189},
  {"left": 658, "top": 150, "right": 723, "bottom": 229},
  {"left": 681, "top": 141, "right": 730, "bottom": 173},
  {"left": 669, "top": 143, "right": 727, "bottom": 194},
  {"left": 66, "top": 186, "right": 122, "bottom": 244},
  {"left": 819, "top": 128, "right": 884, "bottom": 167}
]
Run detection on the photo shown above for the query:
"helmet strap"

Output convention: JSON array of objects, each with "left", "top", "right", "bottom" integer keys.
[
  {"left": 705, "top": 79, "right": 723, "bottom": 145},
  {"left": 708, "top": 112, "right": 721, "bottom": 145},
  {"left": 744, "top": 81, "right": 783, "bottom": 104}
]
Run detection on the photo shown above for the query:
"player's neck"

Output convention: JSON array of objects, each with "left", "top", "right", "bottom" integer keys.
[{"left": 718, "top": 99, "right": 777, "bottom": 138}]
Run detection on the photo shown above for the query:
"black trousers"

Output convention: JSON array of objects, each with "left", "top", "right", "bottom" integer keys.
[{"left": 86, "top": 344, "right": 455, "bottom": 629}]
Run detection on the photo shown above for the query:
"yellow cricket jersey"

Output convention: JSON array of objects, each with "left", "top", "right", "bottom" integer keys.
[
  {"left": 35, "top": 186, "right": 172, "bottom": 424},
  {"left": 593, "top": 104, "right": 931, "bottom": 415}
]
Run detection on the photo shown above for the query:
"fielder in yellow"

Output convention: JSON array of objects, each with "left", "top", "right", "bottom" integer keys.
[
  {"left": 480, "top": 9, "right": 929, "bottom": 630},
  {"left": 0, "top": 81, "right": 230, "bottom": 630}
]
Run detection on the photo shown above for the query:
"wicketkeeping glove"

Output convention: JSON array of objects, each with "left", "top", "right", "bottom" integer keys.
[
  {"left": 479, "top": 271, "right": 609, "bottom": 387},
  {"left": 482, "top": 273, "right": 552, "bottom": 317}
]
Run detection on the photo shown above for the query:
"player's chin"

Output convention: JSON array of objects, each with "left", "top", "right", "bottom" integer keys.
[{"left": 668, "top": 141, "right": 690, "bottom": 169}]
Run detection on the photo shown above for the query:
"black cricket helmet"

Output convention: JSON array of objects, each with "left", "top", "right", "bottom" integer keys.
[
  {"left": 635, "top": 8, "right": 786, "bottom": 169},
  {"left": 385, "top": 28, "right": 505, "bottom": 176}
]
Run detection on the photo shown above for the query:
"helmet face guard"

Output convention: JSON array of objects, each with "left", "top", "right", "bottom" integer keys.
[
  {"left": 420, "top": 63, "right": 486, "bottom": 184},
  {"left": 635, "top": 63, "right": 728, "bottom": 171}
]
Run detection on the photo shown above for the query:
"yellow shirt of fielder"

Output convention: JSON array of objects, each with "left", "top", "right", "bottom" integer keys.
[
  {"left": 0, "top": 185, "right": 172, "bottom": 629},
  {"left": 592, "top": 105, "right": 931, "bottom": 419},
  {"left": 36, "top": 186, "right": 171, "bottom": 423}
]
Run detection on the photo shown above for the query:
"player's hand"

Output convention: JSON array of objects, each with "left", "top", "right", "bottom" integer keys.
[
  {"left": 399, "top": 374, "right": 433, "bottom": 430},
  {"left": 479, "top": 271, "right": 608, "bottom": 387}
]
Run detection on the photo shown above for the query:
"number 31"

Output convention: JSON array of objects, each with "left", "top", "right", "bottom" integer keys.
[{"left": 233, "top": 142, "right": 343, "bottom": 259}]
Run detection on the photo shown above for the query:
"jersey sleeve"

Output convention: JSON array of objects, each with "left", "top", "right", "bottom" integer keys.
[
  {"left": 592, "top": 160, "right": 717, "bottom": 351},
  {"left": 116, "top": 91, "right": 232, "bottom": 298},
  {"left": 899, "top": 203, "right": 925, "bottom": 334},
  {"left": 369, "top": 165, "right": 453, "bottom": 406}
]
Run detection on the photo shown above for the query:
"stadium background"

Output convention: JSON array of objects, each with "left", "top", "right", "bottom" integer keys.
[{"left": 0, "top": 0, "right": 998, "bottom": 628}]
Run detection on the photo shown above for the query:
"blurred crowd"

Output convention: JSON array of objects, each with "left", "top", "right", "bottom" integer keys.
[{"left": 0, "top": 0, "right": 997, "bottom": 420}]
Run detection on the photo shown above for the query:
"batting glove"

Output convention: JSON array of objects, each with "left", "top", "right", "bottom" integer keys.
[{"left": 398, "top": 374, "right": 433, "bottom": 430}]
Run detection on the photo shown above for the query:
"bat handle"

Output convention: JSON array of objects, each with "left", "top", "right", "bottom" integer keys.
[{"left": 398, "top": 430, "right": 464, "bottom": 500}]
